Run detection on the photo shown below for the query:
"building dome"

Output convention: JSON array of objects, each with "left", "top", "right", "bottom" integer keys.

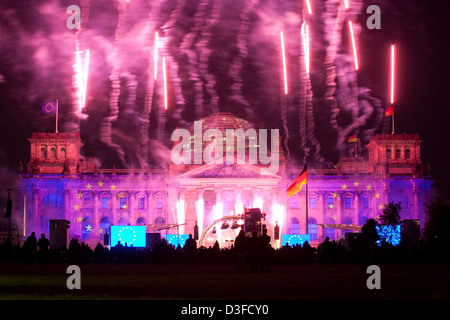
[{"left": 187, "top": 112, "right": 255, "bottom": 133}]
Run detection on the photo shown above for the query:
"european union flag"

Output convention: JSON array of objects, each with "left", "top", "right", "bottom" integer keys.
[{"left": 41, "top": 101, "right": 57, "bottom": 114}]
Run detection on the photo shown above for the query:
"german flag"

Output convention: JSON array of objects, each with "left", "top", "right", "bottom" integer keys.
[
  {"left": 385, "top": 105, "right": 394, "bottom": 117},
  {"left": 348, "top": 134, "right": 357, "bottom": 143},
  {"left": 286, "top": 165, "right": 307, "bottom": 197}
]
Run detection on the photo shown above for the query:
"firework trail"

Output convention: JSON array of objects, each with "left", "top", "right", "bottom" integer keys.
[
  {"left": 179, "top": 0, "right": 208, "bottom": 120},
  {"left": 280, "top": 31, "right": 290, "bottom": 161},
  {"left": 160, "top": 0, "right": 186, "bottom": 108},
  {"left": 100, "top": 0, "right": 128, "bottom": 166},
  {"left": 141, "top": 0, "right": 162, "bottom": 168},
  {"left": 197, "top": 0, "right": 222, "bottom": 115},
  {"left": 228, "top": 0, "right": 255, "bottom": 121}
]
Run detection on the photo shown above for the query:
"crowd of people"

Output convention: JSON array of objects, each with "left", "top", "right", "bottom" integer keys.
[{"left": 1, "top": 227, "right": 449, "bottom": 267}]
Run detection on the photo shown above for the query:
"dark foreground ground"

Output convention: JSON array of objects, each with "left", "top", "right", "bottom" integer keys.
[{"left": 1, "top": 262, "right": 449, "bottom": 300}]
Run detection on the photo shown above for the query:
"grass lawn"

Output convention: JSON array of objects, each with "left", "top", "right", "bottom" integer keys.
[{"left": 1, "top": 262, "right": 449, "bottom": 300}]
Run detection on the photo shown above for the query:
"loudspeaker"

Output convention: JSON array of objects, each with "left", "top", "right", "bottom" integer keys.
[{"left": 49, "top": 219, "right": 70, "bottom": 249}]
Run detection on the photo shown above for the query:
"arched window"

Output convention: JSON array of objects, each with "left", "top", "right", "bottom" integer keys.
[
  {"left": 60, "top": 148, "right": 66, "bottom": 158},
  {"left": 308, "top": 217, "right": 317, "bottom": 240},
  {"left": 100, "top": 216, "right": 111, "bottom": 232},
  {"left": 395, "top": 149, "right": 401, "bottom": 159},
  {"left": 136, "top": 217, "right": 146, "bottom": 225},
  {"left": 40, "top": 147, "right": 47, "bottom": 158},
  {"left": 386, "top": 148, "right": 391, "bottom": 159},
  {"left": 324, "top": 217, "right": 336, "bottom": 240},
  {"left": 82, "top": 217, "right": 92, "bottom": 240},
  {"left": 155, "top": 217, "right": 165, "bottom": 225},
  {"left": 43, "top": 194, "right": 61, "bottom": 208},
  {"left": 405, "top": 149, "right": 411, "bottom": 159},
  {"left": 50, "top": 148, "right": 56, "bottom": 158},
  {"left": 289, "top": 217, "right": 299, "bottom": 234}
]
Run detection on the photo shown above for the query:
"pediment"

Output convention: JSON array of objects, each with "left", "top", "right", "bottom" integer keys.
[{"left": 175, "top": 155, "right": 282, "bottom": 179}]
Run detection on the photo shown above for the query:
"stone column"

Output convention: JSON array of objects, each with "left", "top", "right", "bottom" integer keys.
[
  {"left": 93, "top": 191, "right": 99, "bottom": 237},
  {"left": 129, "top": 191, "right": 136, "bottom": 225},
  {"left": 32, "top": 186, "right": 40, "bottom": 234},
  {"left": 319, "top": 191, "right": 326, "bottom": 241},
  {"left": 354, "top": 191, "right": 360, "bottom": 225},
  {"left": 336, "top": 191, "right": 344, "bottom": 238},
  {"left": 146, "top": 191, "right": 152, "bottom": 225},
  {"left": 112, "top": 190, "right": 117, "bottom": 225},
  {"left": 63, "top": 188, "right": 70, "bottom": 221}
]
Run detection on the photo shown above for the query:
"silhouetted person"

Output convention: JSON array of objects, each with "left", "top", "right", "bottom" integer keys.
[
  {"left": 248, "top": 231, "right": 259, "bottom": 271},
  {"left": 24, "top": 232, "right": 37, "bottom": 265},
  {"left": 37, "top": 233, "right": 50, "bottom": 265},
  {"left": 361, "top": 218, "right": 380, "bottom": 266},
  {"left": 234, "top": 229, "right": 248, "bottom": 271},
  {"left": 184, "top": 234, "right": 197, "bottom": 266},
  {"left": 302, "top": 240, "right": 313, "bottom": 264},
  {"left": 258, "top": 229, "right": 271, "bottom": 271}
]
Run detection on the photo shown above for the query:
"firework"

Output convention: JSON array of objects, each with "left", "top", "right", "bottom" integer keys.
[
  {"left": 163, "top": 56, "right": 168, "bottom": 110},
  {"left": 390, "top": 44, "right": 395, "bottom": 104},
  {"left": 154, "top": 31, "right": 158, "bottom": 80},
  {"left": 348, "top": 21, "right": 358, "bottom": 70},
  {"left": 343, "top": 0, "right": 349, "bottom": 9},
  {"left": 301, "top": 23, "right": 310, "bottom": 75},
  {"left": 305, "top": 0, "right": 312, "bottom": 15},
  {"left": 281, "top": 31, "right": 288, "bottom": 95},
  {"left": 82, "top": 49, "right": 90, "bottom": 110}
]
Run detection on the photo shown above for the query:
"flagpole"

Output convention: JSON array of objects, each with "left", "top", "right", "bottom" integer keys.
[
  {"left": 305, "top": 166, "right": 308, "bottom": 234},
  {"left": 56, "top": 98, "right": 59, "bottom": 133},
  {"left": 392, "top": 105, "right": 395, "bottom": 135}
]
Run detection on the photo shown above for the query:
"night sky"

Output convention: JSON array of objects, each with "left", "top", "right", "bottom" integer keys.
[{"left": 0, "top": 0, "right": 449, "bottom": 207}]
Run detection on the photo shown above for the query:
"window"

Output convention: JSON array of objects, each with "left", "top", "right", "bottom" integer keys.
[
  {"left": 362, "top": 196, "right": 370, "bottom": 209},
  {"left": 138, "top": 197, "right": 145, "bottom": 209},
  {"left": 50, "top": 148, "right": 56, "bottom": 158},
  {"left": 156, "top": 198, "right": 163, "bottom": 209},
  {"left": 136, "top": 217, "right": 146, "bottom": 225},
  {"left": 120, "top": 197, "right": 127, "bottom": 209},
  {"left": 404, "top": 196, "right": 409, "bottom": 208},
  {"left": 43, "top": 194, "right": 61, "bottom": 208},
  {"left": 40, "top": 148, "right": 47, "bottom": 158},
  {"left": 291, "top": 198, "right": 298, "bottom": 209},
  {"left": 309, "top": 197, "right": 316, "bottom": 209},
  {"left": 327, "top": 197, "right": 333, "bottom": 208},
  {"left": 395, "top": 149, "right": 401, "bottom": 159},
  {"left": 386, "top": 148, "right": 391, "bottom": 159},
  {"left": 345, "top": 197, "right": 352, "bottom": 209},
  {"left": 155, "top": 217, "right": 165, "bottom": 225},
  {"left": 102, "top": 197, "right": 109, "bottom": 209},
  {"left": 308, "top": 218, "right": 317, "bottom": 240},
  {"left": 405, "top": 149, "right": 411, "bottom": 159},
  {"left": 289, "top": 218, "right": 300, "bottom": 234},
  {"left": 83, "top": 194, "right": 91, "bottom": 207},
  {"left": 61, "top": 148, "right": 66, "bottom": 158}
]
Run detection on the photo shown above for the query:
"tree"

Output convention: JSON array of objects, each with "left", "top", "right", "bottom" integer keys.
[
  {"left": 423, "top": 198, "right": 450, "bottom": 241},
  {"left": 378, "top": 202, "right": 402, "bottom": 226}
]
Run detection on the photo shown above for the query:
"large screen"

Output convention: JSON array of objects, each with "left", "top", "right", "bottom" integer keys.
[
  {"left": 281, "top": 234, "right": 311, "bottom": 247},
  {"left": 376, "top": 225, "right": 401, "bottom": 246},
  {"left": 110, "top": 225, "right": 147, "bottom": 247},
  {"left": 164, "top": 234, "right": 189, "bottom": 248}
]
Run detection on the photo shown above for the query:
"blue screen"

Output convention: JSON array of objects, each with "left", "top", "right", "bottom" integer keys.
[
  {"left": 376, "top": 225, "right": 401, "bottom": 246},
  {"left": 165, "top": 234, "right": 189, "bottom": 248},
  {"left": 281, "top": 234, "right": 311, "bottom": 247},
  {"left": 111, "top": 225, "right": 147, "bottom": 247}
]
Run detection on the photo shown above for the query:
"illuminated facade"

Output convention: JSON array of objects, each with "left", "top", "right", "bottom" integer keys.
[{"left": 18, "top": 113, "right": 433, "bottom": 248}]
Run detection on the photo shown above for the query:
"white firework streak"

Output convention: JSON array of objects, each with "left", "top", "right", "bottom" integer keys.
[
  {"left": 179, "top": 0, "right": 208, "bottom": 120},
  {"left": 157, "top": 0, "right": 187, "bottom": 142},
  {"left": 100, "top": 0, "right": 127, "bottom": 165},
  {"left": 141, "top": 1, "right": 161, "bottom": 168},
  {"left": 228, "top": 0, "right": 254, "bottom": 120},
  {"left": 322, "top": 0, "right": 346, "bottom": 133},
  {"left": 197, "top": 0, "right": 222, "bottom": 114},
  {"left": 73, "top": 0, "right": 90, "bottom": 122}
]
